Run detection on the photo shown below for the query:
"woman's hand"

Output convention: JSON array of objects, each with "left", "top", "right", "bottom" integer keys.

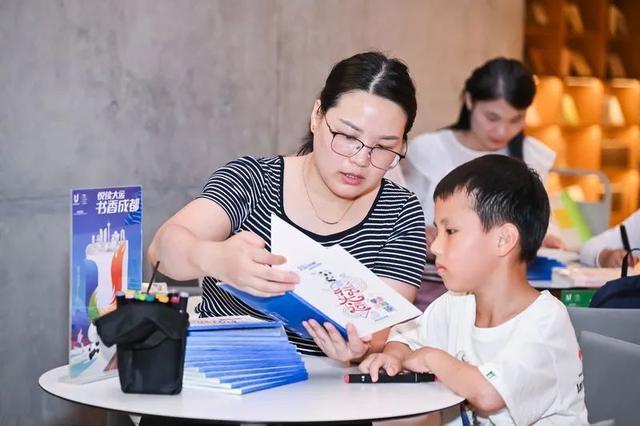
[
  {"left": 199, "top": 231, "right": 299, "bottom": 297},
  {"left": 598, "top": 248, "right": 639, "bottom": 268},
  {"left": 358, "top": 352, "right": 403, "bottom": 381},
  {"left": 302, "top": 320, "right": 371, "bottom": 362},
  {"left": 542, "top": 233, "right": 566, "bottom": 250}
]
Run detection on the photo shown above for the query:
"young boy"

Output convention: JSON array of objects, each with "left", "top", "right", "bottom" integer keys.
[{"left": 360, "top": 155, "right": 588, "bottom": 425}]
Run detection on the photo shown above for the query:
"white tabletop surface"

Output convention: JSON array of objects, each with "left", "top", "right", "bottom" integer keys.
[{"left": 39, "top": 356, "right": 463, "bottom": 423}]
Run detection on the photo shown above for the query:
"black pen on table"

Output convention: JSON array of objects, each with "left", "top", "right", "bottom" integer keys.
[
  {"left": 344, "top": 372, "right": 435, "bottom": 383},
  {"left": 620, "top": 224, "right": 631, "bottom": 252}
]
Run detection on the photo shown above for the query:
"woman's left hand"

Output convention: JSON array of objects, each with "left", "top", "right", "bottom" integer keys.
[
  {"left": 302, "top": 320, "right": 371, "bottom": 362},
  {"left": 542, "top": 233, "right": 566, "bottom": 250}
]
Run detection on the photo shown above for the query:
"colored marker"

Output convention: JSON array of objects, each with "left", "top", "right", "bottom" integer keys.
[
  {"left": 178, "top": 291, "right": 189, "bottom": 313},
  {"left": 344, "top": 372, "right": 435, "bottom": 383},
  {"left": 115, "top": 291, "right": 126, "bottom": 307}
]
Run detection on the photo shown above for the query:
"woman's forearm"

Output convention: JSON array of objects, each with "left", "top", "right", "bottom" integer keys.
[{"left": 148, "top": 223, "right": 219, "bottom": 281}]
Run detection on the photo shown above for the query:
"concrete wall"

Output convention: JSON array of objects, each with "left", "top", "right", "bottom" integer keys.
[{"left": 0, "top": 1, "right": 523, "bottom": 424}]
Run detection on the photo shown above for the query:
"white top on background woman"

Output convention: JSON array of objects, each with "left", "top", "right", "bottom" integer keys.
[
  {"left": 580, "top": 209, "right": 640, "bottom": 267},
  {"left": 404, "top": 128, "right": 555, "bottom": 225}
]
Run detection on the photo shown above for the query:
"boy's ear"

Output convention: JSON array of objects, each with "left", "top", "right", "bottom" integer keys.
[{"left": 495, "top": 223, "right": 520, "bottom": 258}]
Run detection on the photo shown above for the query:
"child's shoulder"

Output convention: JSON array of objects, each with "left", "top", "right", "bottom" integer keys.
[
  {"left": 425, "top": 291, "right": 476, "bottom": 317},
  {"left": 516, "top": 291, "right": 574, "bottom": 338}
]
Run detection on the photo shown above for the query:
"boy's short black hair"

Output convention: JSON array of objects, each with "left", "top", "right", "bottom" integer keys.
[{"left": 433, "top": 154, "right": 549, "bottom": 262}]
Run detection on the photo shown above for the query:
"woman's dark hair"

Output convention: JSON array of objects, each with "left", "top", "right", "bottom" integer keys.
[
  {"left": 449, "top": 57, "right": 536, "bottom": 160},
  {"left": 298, "top": 51, "right": 417, "bottom": 155}
]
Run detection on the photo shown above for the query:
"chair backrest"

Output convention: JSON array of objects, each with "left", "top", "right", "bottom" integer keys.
[
  {"left": 579, "top": 331, "right": 640, "bottom": 425},
  {"left": 567, "top": 307, "right": 640, "bottom": 345}
]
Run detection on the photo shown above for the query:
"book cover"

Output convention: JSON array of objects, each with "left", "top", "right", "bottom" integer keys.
[
  {"left": 220, "top": 215, "right": 421, "bottom": 339},
  {"left": 185, "top": 352, "right": 301, "bottom": 363},
  {"left": 68, "top": 186, "right": 142, "bottom": 382},
  {"left": 188, "top": 315, "right": 282, "bottom": 332},
  {"left": 220, "top": 285, "right": 347, "bottom": 338},
  {"left": 187, "top": 362, "right": 305, "bottom": 377},
  {"left": 185, "top": 365, "right": 306, "bottom": 384},
  {"left": 184, "top": 371, "right": 309, "bottom": 395},
  {"left": 185, "top": 358, "right": 305, "bottom": 370}
]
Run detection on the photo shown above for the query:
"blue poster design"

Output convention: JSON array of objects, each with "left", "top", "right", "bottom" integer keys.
[{"left": 69, "top": 186, "right": 142, "bottom": 382}]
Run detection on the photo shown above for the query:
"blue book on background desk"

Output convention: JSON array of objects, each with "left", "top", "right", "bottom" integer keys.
[
  {"left": 527, "top": 256, "right": 566, "bottom": 281},
  {"left": 219, "top": 284, "right": 347, "bottom": 339}
]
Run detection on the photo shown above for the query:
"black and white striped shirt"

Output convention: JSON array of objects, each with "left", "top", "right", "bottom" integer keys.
[{"left": 195, "top": 156, "right": 427, "bottom": 355}]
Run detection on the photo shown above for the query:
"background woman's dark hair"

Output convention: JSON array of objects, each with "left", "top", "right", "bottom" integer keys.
[
  {"left": 448, "top": 57, "right": 536, "bottom": 160},
  {"left": 298, "top": 51, "right": 417, "bottom": 155}
]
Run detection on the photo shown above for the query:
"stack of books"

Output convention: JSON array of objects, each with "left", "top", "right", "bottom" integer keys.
[{"left": 182, "top": 316, "right": 308, "bottom": 394}]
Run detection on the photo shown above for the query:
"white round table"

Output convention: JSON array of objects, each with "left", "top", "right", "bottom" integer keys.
[{"left": 39, "top": 356, "right": 463, "bottom": 424}]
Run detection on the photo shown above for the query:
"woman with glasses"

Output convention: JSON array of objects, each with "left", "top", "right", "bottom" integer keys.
[{"left": 148, "top": 51, "right": 427, "bottom": 362}]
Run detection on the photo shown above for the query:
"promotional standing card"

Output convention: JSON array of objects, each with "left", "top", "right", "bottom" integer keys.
[{"left": 68, "top": 186, "right": 142, "bottom": 382}]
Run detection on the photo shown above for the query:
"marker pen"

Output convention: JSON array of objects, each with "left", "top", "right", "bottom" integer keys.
[
  {"left": 178, "top": 291, "right": 189, "bottom": 313},
  {"left": 115, "top": 291, "right": 126, "bottom": 308},
  {"left": 344, "top": 372, "right": 435, "bottom": 383}
]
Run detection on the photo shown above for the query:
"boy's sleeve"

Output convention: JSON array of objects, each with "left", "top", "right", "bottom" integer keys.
[
  {"left": 475, "top": 302, "right": 581, "bottom": 425},
  {"left": 198, "top": 156, "right": 265, "bottom": 233},
  {"left": 387, "top": 292, "right": 453, "bottom": 351},
  {"left": 371, "top": 194, "right": 427, "bottom": 288}
]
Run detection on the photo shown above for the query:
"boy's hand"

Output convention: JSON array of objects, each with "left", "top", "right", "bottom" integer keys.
[
  {"left": 358, "top": 353, "right": 403, "bottom": 382},
  {"left": 402, "top": 347, "right": 433, "bottom": 373}
]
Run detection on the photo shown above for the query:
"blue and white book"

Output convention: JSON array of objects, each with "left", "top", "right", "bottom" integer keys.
[
  {"left": 184, "top": 315, "right": 308, "bottom": 393},
  {"left": 186, "top": 369, "right": 307, "bottom": 388},
  {"left": 185, "top": 352, "right": 301, "bottom": 363},
  {"left": 184, "top": 371, "right": 308, "bottom": 395},
  {"left": 188, "top": 315, "right": 282, "bottom": 332},
  {"left": 187, "top": 352, "right": 303, "bottom": 363},
  {"left": 220, "top": 285, "right": 347, "bottom": 338},
  {"left": 185, "top": 364, "right": 305, "bottom": 384},
  {"left": 185, "top": 361, "right": 305, "bottom": 375},
  {"left": 187, "top": 362, "right": 305, "bottom": 376},
  {"left": 68, "top": 186, "right": 142, "bottom": 383},
  {"left": 219, "top": 215, "right": 421, "bottom": 339}
]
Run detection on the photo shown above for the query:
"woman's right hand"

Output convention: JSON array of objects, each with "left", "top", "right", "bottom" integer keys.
[
  {"left": 199, "top": 231, "right": 299, "bottom": 297},
  {"left": 598, "top": 248, "right": 639, "bottom": 268}
]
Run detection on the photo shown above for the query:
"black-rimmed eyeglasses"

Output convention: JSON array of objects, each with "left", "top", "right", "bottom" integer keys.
[{"left": 324, "top": 116, "right": 405, "bottom": 170}]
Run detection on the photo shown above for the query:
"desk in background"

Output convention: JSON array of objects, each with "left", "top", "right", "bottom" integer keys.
[{"left": 40, "top": 356, "right": 463, "bottom": 424}]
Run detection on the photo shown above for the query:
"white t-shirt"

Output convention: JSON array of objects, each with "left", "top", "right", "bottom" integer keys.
[
  {"left": 388, "top": 291, "right": 589, "bottom": 425},
  {"left": 400, "top": 129, "right": 556, "bottom": 224},
  {"left": 580, "top": 208, "right": 640, "bottom": 266}
]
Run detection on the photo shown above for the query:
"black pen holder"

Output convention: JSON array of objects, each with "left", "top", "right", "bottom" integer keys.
[{"left": 95, "top": 302, "right": 189, "bottom": 394}]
